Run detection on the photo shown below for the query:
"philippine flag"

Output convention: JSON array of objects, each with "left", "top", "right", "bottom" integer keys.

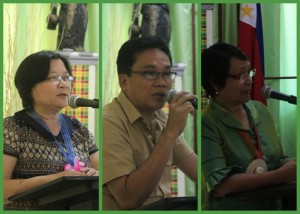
[{"left": 238, "top": 3, "right": 266, "bottom": 105}]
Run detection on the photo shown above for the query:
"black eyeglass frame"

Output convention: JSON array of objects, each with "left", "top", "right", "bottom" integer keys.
[{"left": 129, "top": 71, "right": 177, "bottom": 80}]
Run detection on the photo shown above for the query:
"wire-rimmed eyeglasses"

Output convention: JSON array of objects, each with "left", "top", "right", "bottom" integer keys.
[{"left": 45, "top": 76, "right": 74, "bottom": 84}]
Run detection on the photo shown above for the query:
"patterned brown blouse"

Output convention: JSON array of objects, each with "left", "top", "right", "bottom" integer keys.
[{"left": 3, "top": 109, "right": 98, "bottom": 210}]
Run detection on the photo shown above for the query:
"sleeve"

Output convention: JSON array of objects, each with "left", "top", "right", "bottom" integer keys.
[
  {"left": 72, "top": 118, "right": 98, "bottom": 155},
  {"left": 86, "top": 129, "right": 98, "bottom": 155},
  {"left": 102, "top": 113, "right": 136, "bottom": 185},
  {"left": 252, "top": 101, "right": 287, "bottom": 170},
  {"left": 3, "top": 117, "right": 20, "bottom": 157},
  {"left": 173, "top": 135, "right": 194, "bottom": 165},
  {"left": 201, "top": 115, "right": 243, "bottom": 194}
]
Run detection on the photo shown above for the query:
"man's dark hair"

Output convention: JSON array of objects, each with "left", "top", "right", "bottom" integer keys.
[
  {"left": 15, "top": 50, "right": 72, "bottom": 110},
  {"left": 201, "top": 43, "right": 249, "bottom": 98},
  {"left": 116, "top": 36, "right": 172, "bottom": 75}
]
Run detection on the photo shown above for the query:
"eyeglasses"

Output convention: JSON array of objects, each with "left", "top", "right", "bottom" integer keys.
[
  {"left": 227, "top": 69, "right": 256, "bottom": 81},
  {"left": 45, "top": 76, "right": 74, "bottom": 84},
  {"left": 130, "top": 71, "right": 177, "bottom": 80}
]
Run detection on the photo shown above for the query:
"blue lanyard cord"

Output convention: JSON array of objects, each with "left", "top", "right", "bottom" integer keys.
[
  {"left": 59, "top": 114, "right": 75, "bottom": 165},
  {"left": 28, "top": 110, "right": 76, "bottom": 166}
]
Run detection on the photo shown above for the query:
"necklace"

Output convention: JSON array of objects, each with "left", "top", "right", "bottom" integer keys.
[
  {"left": 239, "top": 127, "right": 268, "bottom": 173},
  {"left": 239, "top": 127, "right": 263, "bottom": 159}
]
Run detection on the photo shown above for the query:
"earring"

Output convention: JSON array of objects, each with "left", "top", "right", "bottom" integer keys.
[{"left": 215, "top": 91, "right": 219, "bottom": 95}]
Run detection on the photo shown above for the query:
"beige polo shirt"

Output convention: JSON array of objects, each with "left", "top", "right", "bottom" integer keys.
[{"left": 102, "top": 91, "right": 193, "bottom": 210}]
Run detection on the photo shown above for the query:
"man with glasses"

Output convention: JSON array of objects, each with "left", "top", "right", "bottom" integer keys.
[{"left": 102, "top": 36, "right": 198, "bottom": 210}]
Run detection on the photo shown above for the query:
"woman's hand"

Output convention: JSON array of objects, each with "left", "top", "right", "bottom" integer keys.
[
  {"left": 277, "top": 159, "right": 296, "bottom": 184},
  {"left": 57, "top": 169, "right": 86, "bottom": 176},
  {"left": 80, "top": 167, "right": 99, "bottom": 176}
]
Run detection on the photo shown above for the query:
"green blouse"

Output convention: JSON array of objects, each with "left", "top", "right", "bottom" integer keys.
[{"left": 201, "top": 99, "right": 287, "bottom": 210}]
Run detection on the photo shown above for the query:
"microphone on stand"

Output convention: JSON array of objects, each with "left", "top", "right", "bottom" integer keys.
[
  {"left": 260, "top": 86, "right": 297, "bottom": 105},
  {"left": 68, "top": 95, "right": 99, "bottom": 108},
  {"left": 166, "top": 89, "right": 198, "bottom": 109}
]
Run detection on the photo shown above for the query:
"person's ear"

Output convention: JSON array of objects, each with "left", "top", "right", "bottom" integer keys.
[
  {"left": 212, "top": 83, "right": 219, "bottom": 91},
  {"left": 212, "top": 84, "right": 220, "bottom": 96},
  {"left": 118, "top": 74, "right": 128, "bottom": 91}
]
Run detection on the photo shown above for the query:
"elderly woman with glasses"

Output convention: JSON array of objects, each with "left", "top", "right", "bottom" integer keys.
[
  {"left": 3, "top": 51, "right": 99, "bottom": 210},
  {"left": 201, "top": 43, "right": 296, "bottom": 210}
]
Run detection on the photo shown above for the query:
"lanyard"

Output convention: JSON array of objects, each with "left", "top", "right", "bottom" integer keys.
[
  {"left": 239, "top": 127, "right": 263, "bottom": 159},
  {"left": 28, "top": 110, "right": 76, "bottom": 166}
]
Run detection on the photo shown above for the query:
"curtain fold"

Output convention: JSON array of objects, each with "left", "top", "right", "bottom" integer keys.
[{"left": 170, "top": 3, "right": 196, "bottom": 196}]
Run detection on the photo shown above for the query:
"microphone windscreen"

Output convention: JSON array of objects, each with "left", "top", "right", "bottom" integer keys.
[
  {"left": 166, "top": 89, "right": 198, "bottom": 109},
  {"left": 261, "top": 86, "right": 272, "bottom": 99},
  {"left": 166, "top": 89, "right": 177, "bottom": 103},
  {"left": 68, "top": 94, "right": 79, "bottom": 108}
]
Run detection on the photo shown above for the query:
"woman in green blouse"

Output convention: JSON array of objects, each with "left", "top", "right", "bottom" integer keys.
[{"left": 201, "top": 43, "right": 296, "bottom": 210}]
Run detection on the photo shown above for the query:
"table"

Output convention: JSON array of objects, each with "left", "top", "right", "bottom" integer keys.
[
  {"left": 137, "top": 196, "right": 197, "bottom": 210},
  {"left": 227, "top": 183, "right": 296, "bottom": 210}
]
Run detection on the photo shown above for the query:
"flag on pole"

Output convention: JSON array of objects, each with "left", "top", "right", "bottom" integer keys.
[{"left": 238, "top": 3, "right": 266, "bottom": 105}]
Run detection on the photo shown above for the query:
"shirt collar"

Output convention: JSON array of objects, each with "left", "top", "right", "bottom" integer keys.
[
  {"left": 117, "top": 91, "right": 142, "bottom": 124},
  {"left": 209, "top": 99, "right": 259, "bottom": 130},
  {"left": 117, "top": 91, "right": 167, "bottom": 125}
]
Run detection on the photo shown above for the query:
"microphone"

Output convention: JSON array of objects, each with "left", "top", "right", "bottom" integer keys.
[
  {"left": 261, "top": 86, "right": 297, "bottom": 105},
  {"left": 68, "top": 95, "right": 99, "bottom": 109},
  {"left": 166, "top": 89, "right": 198, "bottom": 109}
]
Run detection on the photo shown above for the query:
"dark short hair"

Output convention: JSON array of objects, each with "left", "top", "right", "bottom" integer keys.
[
  {"left": 14, "top": 51, "right": 72, "bottom": 110},
  {"left": 201, "top": 43, "right": 249, "bottom": 98},
  {"left": 116, "top": 36, "right": 172, "bottom": 75}
]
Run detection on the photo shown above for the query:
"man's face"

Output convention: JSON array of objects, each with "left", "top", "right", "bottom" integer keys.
[{"left": 120, "top": 48, "right": 173, "bottom": 115}]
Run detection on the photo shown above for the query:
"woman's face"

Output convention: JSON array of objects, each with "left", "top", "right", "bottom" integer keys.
[
  {"left": 215, "top": 58, "right": 252, "bottom": 106},
  {"left": 31, "top": 59, "right": 72, "bottom": 113}
]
